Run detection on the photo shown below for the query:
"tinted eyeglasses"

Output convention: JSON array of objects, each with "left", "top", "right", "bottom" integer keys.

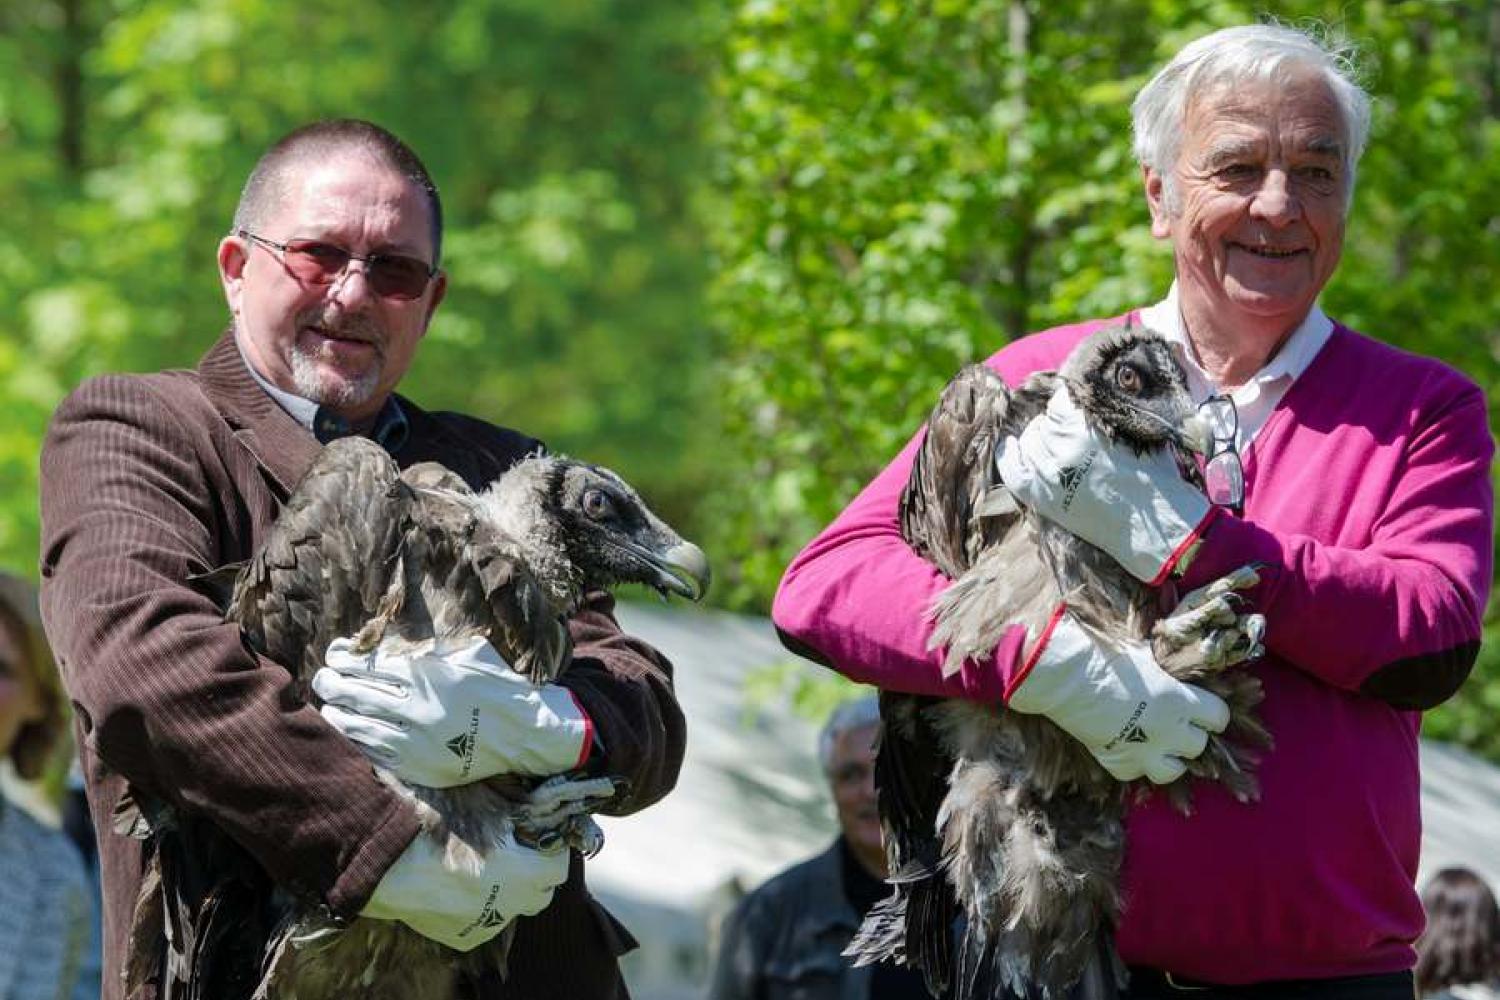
[
  {"left": 1199, "top": 394, "right": 1244, "bottom": 517},
  {"left": 238, "top": 229, "right": 437, "bottom": 300}
]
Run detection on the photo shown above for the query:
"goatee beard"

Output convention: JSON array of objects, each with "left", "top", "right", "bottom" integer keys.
[{"left": 289, "top": 311, "right": 385, "bottom": 408}]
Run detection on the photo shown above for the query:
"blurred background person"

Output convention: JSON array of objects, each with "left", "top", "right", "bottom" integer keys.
[
  {"left": 0, "top": 570, "right": 100, "bottom": 1000},
  {"left": 708, "top": 694, "right": 944, "bottom": 999},
  {"left": 1417, "top": 867, "right": 1500, "bottom": 999}
]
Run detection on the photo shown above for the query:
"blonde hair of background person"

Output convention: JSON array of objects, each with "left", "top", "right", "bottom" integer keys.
[
  {"left": 1417, "top": 868, "right": 1500, "bottom": 999},
  {"left": 0, "top": 569, "right": 100, "bottom": 1000}
]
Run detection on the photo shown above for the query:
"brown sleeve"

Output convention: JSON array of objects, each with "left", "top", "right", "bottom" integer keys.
[
  {"left": 38, "top": 375, "right": 418, "bottom": 914},
  {"left": 558, "top": 591, "right": 686, "bottom": 816}
]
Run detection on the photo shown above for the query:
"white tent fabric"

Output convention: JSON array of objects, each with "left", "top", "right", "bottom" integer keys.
[
  {"left": 591, "top": 601, "right": 1500, "bottom": 1000},
  {"left": 1416, "top": 739, "right": 1500, "bottom": 887}
]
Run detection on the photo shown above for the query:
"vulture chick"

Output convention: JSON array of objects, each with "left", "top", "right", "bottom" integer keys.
[
  {"left": 847, "top": 325, "right": 1269, "bottom": 1000},
  {"left": 118, "top": 436, "right": 709, "bottom": 1000}
]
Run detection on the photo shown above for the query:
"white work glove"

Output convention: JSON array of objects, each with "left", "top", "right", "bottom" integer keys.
[
  {"left": 313, "top": 637, "right": 591, "bottom": 788},
  {"left": 995, "top": 382, "right": 1213, "bottom": 583},
  {"left": 362, "top": 830, "right": 569, "bottom": 951},
  {"left": 1009, "top": 613, "right": 1230, "bottom": 784}
]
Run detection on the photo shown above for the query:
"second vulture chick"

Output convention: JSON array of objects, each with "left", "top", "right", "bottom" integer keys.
[
  {"left": 847, "top": 325, "right": 1270, "bottom": 1000},
  {"left": 119, "top": 436, "right": 709, "bottom": 1000}
]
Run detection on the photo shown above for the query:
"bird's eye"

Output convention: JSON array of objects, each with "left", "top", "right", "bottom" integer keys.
[
  {"left": 582, "top": 488, "right": 615, "bottom": 520},
  {"left": 1115, "top": 365, "right": 1143, "bottom": 393}
]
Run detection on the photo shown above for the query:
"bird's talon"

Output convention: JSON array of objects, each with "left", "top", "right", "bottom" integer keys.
[{"left": 571, "top": 817, "right": 606, "bottom": 858}]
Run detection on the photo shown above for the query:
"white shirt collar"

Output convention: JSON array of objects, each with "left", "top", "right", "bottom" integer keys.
[{"left": 1137, "top": 281, "right": 1333, "bottom": 397}]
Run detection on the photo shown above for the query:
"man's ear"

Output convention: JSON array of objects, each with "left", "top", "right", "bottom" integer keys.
[
  {"left": 218, "top": 234, "right": 249, "bottom": 316},
  {"left": 420, "top": 271, "right": 448, "bottom": 334},
  {"left": 1143, "top": 165, "right": 1172, "bottom": 240}
]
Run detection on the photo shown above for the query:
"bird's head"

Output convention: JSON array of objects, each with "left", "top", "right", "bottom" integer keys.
[
  {"left": 1060, "top": 324, "right": 1202, "bottom": 455},
  {"left": 486, "top": 456, "right": 710, "bottom": 602}
]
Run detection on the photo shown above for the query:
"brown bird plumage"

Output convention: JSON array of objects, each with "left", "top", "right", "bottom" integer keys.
[
  {"left": 847, "top": 325, "right": 1269, "bottom": 1000},
  {"left": 117, "top": 436, "right": 709, "bottom": 1000}
]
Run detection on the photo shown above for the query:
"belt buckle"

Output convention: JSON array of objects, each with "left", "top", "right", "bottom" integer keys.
[{"left": 1164, "top": 971, "right": 1210, "bottom": 993}]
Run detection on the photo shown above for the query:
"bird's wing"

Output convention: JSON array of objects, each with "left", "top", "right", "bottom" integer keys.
[
  {"left": 228, "top": 437, "right": 410, "bottom": 686},
  {"left": 1173, "top": 441, "right": 1205, "bottom": 492},
  {"left": 861, "top": 364, "right": 1020, "bottom": 990},
  {"left": 898, "top": 367, "right": 1062, "bottom": 674},
  {"left": 900, "top": 363, "right": 1018, "bottom": 579},
  {"left": 124, "top": 810, "right": 281, "bottom": 1000},
  {"left": 398, "top": 475, "right": 573, "bottom": 686},
  {"left": 400, "top": 460, "right": 471, "bottom": 495},
  {"left": 461, "top": 519, "right": 572, "bottom": 685},
  {"left": 847, "top": 693, "right": 959, "bottom": 995}
]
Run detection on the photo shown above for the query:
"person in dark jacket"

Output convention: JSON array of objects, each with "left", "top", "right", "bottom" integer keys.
[
  {"left": 707, "top": 696, "right": 938, "bottom": 1000},
  {"left": 38, "top": 119, "right": 685, "bottom": 1000}
]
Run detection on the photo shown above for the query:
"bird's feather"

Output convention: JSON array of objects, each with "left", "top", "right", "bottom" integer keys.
[{"left": 845, "top": 692, "right": 957, "bottom": 995}]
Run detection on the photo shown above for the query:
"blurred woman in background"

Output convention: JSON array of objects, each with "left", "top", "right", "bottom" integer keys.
[
  {"left": 0, "top": 570, "right": 98, "bottom": 1000},
  {"left": 1417, "top": 867, "right": 1500, "bottom": 999}
]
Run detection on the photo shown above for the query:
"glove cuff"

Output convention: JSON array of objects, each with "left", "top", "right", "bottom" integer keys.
[
  {"left": 502, "top": 684, "right": 592, "bottom": 776},
  {"left": 564, "top": 689, "right": 595, "bottom": 770},
  {"left": 1144, "top": 502, "right": 1222, "bottom": 586},
  {"left": 1004, "top": 603, "right": 1072, "bottom": 708}
]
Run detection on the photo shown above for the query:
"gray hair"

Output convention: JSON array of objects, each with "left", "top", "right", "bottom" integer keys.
[
  {"left": 231, "top": 119, "right": 444, "bottom": 266},
  {"left": 818, "top": 694, "right": 881, "bottom": 773},
  {"left": 1131, "top": 23, "right": 1371, "bottom": 209}
]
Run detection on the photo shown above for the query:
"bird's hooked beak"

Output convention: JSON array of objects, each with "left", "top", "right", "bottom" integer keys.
[
  {"left": 626, "top": 539, "right": 710, "bottom": 602},
  {"left": 1097, "top": 389, "right": 1207, "bottom": 455}
]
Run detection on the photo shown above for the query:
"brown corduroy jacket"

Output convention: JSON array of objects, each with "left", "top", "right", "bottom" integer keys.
[{"left": 38, "top": 331, "right": 686, "bottom": 1000}]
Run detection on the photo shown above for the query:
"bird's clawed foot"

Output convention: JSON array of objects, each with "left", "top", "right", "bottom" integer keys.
[
  {"left": 513, "top": 774, "right": 618, "bottom": 857},
  {"left": 1152, "top": 564, "right": 1266, "bottom": 675}
]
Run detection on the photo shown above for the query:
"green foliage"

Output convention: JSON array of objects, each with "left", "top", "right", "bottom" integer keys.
[
  {"left": 0, "top": 0, "right": 717, "bottom": 575},
  {"left": 708, "top": 1, "right": 1500, "bottom": 751},
  {"left": 706, "top": 0, "right": 1180, "bottom": 609},
  {"left": 5, "top": 1, "right": 1500, "bottom": 758}
]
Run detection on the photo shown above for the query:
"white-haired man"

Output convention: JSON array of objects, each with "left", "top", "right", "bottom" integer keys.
[{"left": 775, "top": 24, "right": 1492, "bottom": 997}]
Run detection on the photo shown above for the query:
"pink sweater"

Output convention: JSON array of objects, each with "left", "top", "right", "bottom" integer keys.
[{"left": 772, "top": 315, "right": 1494, "bottom": 981}]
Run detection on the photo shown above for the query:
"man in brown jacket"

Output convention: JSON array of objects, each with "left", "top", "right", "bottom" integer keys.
[{"left": 37, "top": 119, "right": 685, "bottom": 999}]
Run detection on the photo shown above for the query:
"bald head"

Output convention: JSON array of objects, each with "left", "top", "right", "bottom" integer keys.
[{"left": 231, "top": 119, "right": 443, "bottom": 265}]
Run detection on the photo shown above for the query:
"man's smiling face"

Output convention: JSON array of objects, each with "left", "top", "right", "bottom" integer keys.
[
  {"left": 1147, "top": 68, "right": 1348, "bottom": 343},
  {"left": 219, "top": 151, "right": 446, "bottom": 424}
]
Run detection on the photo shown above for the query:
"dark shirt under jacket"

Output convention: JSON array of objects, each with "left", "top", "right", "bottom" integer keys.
[{"left": 39, "top": 330, "right": 687, "bottom": 1000}]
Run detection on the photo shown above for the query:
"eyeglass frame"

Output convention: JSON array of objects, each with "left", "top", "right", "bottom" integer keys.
[
  {"left": 1199, "top": 394, "right": 1245, "bottom": 517},
  {"left": 236, "top": 229, "right": 439, "bottom": 300}
]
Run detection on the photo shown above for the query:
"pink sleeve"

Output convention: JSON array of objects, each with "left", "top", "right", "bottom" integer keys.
[{"left": 1182, "top": 379, "right": 1493, "bottom": 707}]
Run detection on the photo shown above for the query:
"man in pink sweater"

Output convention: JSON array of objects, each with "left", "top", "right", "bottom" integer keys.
[{"left": 773, "top": 24, "right": 1493, "bottom": 998}]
